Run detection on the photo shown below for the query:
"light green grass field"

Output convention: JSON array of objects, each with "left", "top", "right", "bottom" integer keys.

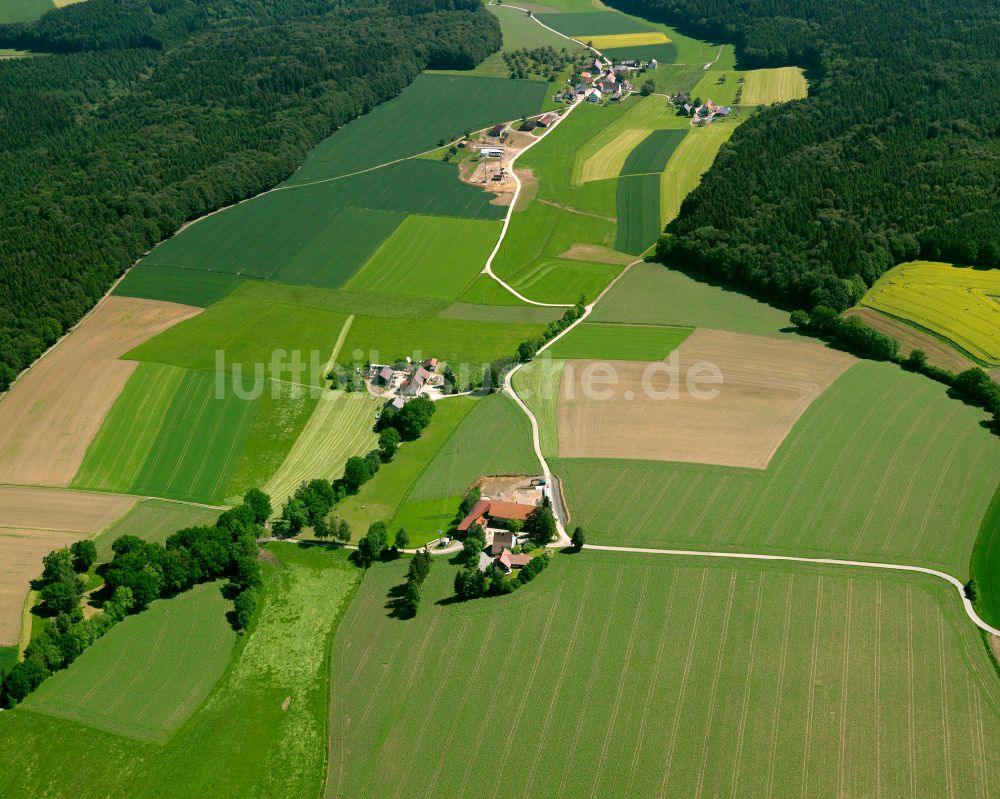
[
  {"left": 288, "top": 75, "right": 549, "bottom": 183},
  {"left": 346, "top": 216, "right": 502, "bottom": 300},
  {"left": 263, "top": 391, "right": 380, "bottom": 505},
  {"left": 326, "top": 397, "right": 476, "bottom": 542},
  {"left": 546, "top": 321, "right": 691, "bottom": 360},
  {"left": 224, "top": 380, "right": 317, "bottom": 502},
  {"left": 659, "top": 121, "right": 737, "bottom": 225},
  {"left": 559, "top": 361, "right": 1000, "bottom": 574},
  {"left": 92, "top": 499, "right": 222, "bottom": 562},
  {"left": 408, "top": 392, "right": 540, "bottom": 501},
  {"left": 113, "top": 266, "right": 241, "bottom": 307},
  {"left": 0, "top": 544, "right": 360, "bottom": 798},
  {"left": 0, "top": 0, "right": 52, "bottom": 23},
  {"left": 437, "top": 300, "right": 564, "bottom": 324},
  {"left": 690, "top": 68, "right": 743, "bottom": 106},
  {"left": 591, "top": 261, "right": 793, "bottom": 337},
  {"left": 340, "top": 314, "right": 543, "bottom": 369},
  {"left": 230, "top": 279, "right": 447, "bottom": 320},
  {"left": 741, "top": 66, "right": 808, "bottom": 105},
  {"left": 327, "top": 551, "right": 1000, "bottom": 798},
  {"left": 126, "top": 295, "right": 350, "bottom": 385},
  {"left": 23, "top": 583, "right": 236, "bottom": 742},
  {"left": 511, "top": 357, "right": 563, "bottom": 458},
  {"left": 73, "top": 363, "right": 187, "bottom": 493}
]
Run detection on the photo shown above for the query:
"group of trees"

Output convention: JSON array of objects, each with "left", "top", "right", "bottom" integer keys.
[
  {"left": 453, "top": 549, "right": 552, "bottom": 600},
  {"left": 0, "top": 0, "right": 503, "bottom": 389},
  {"left": 375, "top": 395, "right": 436, "bottom": 441},
  {"left": 395, "top": 549, "right": 432, "bottom": 617},
  {"left": 504, "top": 45, "right": 587, "bottom": 81},
  {"left": 0, "top": 488, "right": 272, "bottom": 708},
  {"left": 603, "top": 0, "right": 1000, "bottom": 311}
]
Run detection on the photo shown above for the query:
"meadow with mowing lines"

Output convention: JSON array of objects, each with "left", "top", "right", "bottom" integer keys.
[
  {"left": 591, "top": 261, "right": 793, "bottom": 336},
  {"left": 691, "top": 68, "right": 743, "bottom": 106},
  {"left": 128, "top": 369, "right": 260, "bottom": 504},
  {"left": 437, "top": 300, "right": 564, "bottom": 324},
  {"left": 860, "top": 260, "right": 1000, "bottom": 365},
  {"left": 346, "top": 216, "right": 501, "bottom": 300},
  {"left": 546, "top": 321, "right": 691, "bottom": 360},
  {"left": 287, "top": 74, "right": 548, "bottom": 183},
  {"left": 579, "top": 128, "right": 650, "bottom": 184},
  {"left": 323, "top": 397, "right": 476, "bottom": 542},
  {"left": 223, "top": 380, "right": 317, "bottom": 502},
  {"left": 263, "top": 391, "right": 380, "bottom": 504},
  {"left": 659, "top": 122, "right": 737, "bottom": 225},
  {"left": 327, "top": 552, "right": 1000, "bottom": 798},
  {"left": 615, "top": 173, "right": 662, "bottom": 253},
  {"left": 339, "top": 314, "right": 544, "bottom": 369},
  {"left": 24, "top": 583, "right": 236, "bottom": 742},
  {"left": 558, "top": 360, "right": 1000, "bottom": 574},
  {"left": 114, "top": 266, "right": 242, "bottom": 307},
  {"left": 126, "top": 295, "right": 350, "bottom": 383},
  {"left": 0, "top": 545, "right": 360, "bottom": 799},
  {"left": 620, "top": 128, "right": 687, "bottom": 175},
  {"left": 741, "top": 66, "right": 809, "bottom": 105},
  {"left": 511, "top": 357, "right": 563, "bottom": 458},
  {"left": 93, "top": 499, "right": 222, "bottom": 561},
  {"left": 408, "top": 393, "right": 540, "bottom": 502}
]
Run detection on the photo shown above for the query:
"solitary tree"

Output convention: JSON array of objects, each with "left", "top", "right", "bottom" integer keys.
[
  {"left": 395, "top": 528, "right": 410, "bottom": 551},
  {"left": 358, "top": 521, "right": 389, "bottom": 566},
  {"left": 70, "top": 539, "right": 97, "bottom": 573},
  {"left": 379, "top": 427, "right": 401, "bottom": 462},
  {"left": 571, "top": 526, "right": 586, "bottom": 551}
]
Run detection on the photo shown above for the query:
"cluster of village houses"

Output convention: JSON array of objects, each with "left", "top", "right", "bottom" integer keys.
[
  {"left": 557, "top": 56, "right": 658, "bottom": 104},
  {"left": 368, "top": 357, "right": 442, "bottom": 408},
  {"left": 669, "top": 91, "right": 733, "bottom": 124},
  {"left": 455, "top": 479, "right": 550, "bottom": 574}
]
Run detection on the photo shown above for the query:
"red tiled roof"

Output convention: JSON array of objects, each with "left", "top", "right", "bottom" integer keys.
[
  {"left": 487, "top": 501, "right": 535, "bottom": 521},
  {"left": 457, "top": 499, "right": 491, "bottom": 532}
]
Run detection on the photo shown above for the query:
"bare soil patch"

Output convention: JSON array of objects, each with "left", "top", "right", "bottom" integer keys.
[
  {"left": 0, "top": 296, "right": 200, "bottom": 486},
  {"left": 844, "top": 307, "right": 975, "bottom": 373},
  {"left": 558, "top": 243, "right": 634, "bottom": 265},
  {"left": 556, "top": 328, "right": 855, "bottom": 469}
]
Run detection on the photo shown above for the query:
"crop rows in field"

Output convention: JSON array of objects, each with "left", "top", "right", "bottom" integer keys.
[
  {"left": 512, "top": 357, "right": 563, "bottom": 458},
  {"left": 24, "top": 583, "right": 236, "bottom": 742},
  {"left": 546, "top": 321, "right": 691, "bottom": 360},
  {"left": 558, "top": 360, "right": 1000, "bottom": 574},
  {"left": 741, "top": 66, "right": 808, "bottom": 105},
  {"left": 615, "top": 173, "right": 661, "bottom": 254},
  {"left": 861, "top": 260, "right": 1000, "bottom": 365},
  {"left": 658, "top": 123, "right": 736, "bottom": 226},
  {"left": 620, "top": 128, "right": 687, "bottom": 176},
  {"left": 263, "top": 391, "right": 380, "bottom": 504},
  {"left": 536, "top": 11, "right": 655, "bottom": 37},
  {"left": 327, "top": 552, "right": 1000, "bottom": 798},
  {"left": 114, "top": 266, "right": 242, "bottom": 307}
]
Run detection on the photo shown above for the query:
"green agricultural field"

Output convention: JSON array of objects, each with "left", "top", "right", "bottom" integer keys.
[
  {"left": 224, "top": 380, "right": 317, "bottom": 502},
  {"left": 971, "top": 485, "right": 1000, "bottom": 627},
  {"left": 659, "top": 122, "right": 737, "bottom": 226},
  {"left": 741, "top": 66, "right": 809, "bottom": 105},
  {"left": 546, "top": 321, "right": 692, "bottom": 360},
  {"left": 691, "top": 69, "right": 743, "bottom": 106},
  {"left": 620, "top": 128, "right": 687, "bottom": 175},
  {"left": 0, "top": 645, "right": 17, "bottom": 674},
  {"left": 129, "top": 369, "right": 259, "bottom": 504},
  {"left": 408, "top": 393, "right": 540, "bottom": 501},
  {"left": 504, "top": 257, "right": 625, "bottom": 305},
  {"left": 113, "top": 266, "right": 242, "bottom": 307},
  {"left": 511, "top": 357, "right": 563, "bottom": 458},
  {"left": 615, "top": 173, "right": 662, "bottom": 254},
  {"left": 601, "top": 42, "right": 677, "bottom": 63},
  {"left": 437, "top": 300, "right": 565, "bottom": 325},
  {"left": 73, "top": 363, "right": 187, "bottom": 493},
  {"left": 591, "top": 261, "right": 793, "bottom": 337},
  {"left": 287, "top": 74, "right": 549, "bottom": 183},
  {"left": 231, "top": 279, "right": 447, "bottom": 320},
  {"left": 536, "top": 11, "right": 656, "bottom": 36},
  {"left": 263, "top": 391, "right": 380, "bottom": 504},
  {"left": 387, "top": 496, "right": 463, "bottom": 546},
  {"left": 0, "top": 544, "right": 360, "bottom": 799},
  {"left": 327, "top": 552, "right": 1000, "bottom": 798},
  {"left": 22, "top": 583, "right": 236, "bottom": 742},
  {"left": 0, "top": 0, "right": 52, "bottom": 23},
  {"left": 339, "top": 314, "right": 543, "bottom": 370},
  {"left": 92, "top": 499, "right": 222, "bottom": 562},
  {"left": 326, "top": 397, "right": 476, "bottom": 543},
  {"left": 346, "top": 216, "right": 502, "bottom": 300},
  {"left": 126, "top": 294, "right": 350, "bottom": 384},
  {"left": 559, "top": 361, "right": 1000, "bottom": 574},
  {"left": 142, "top": 199, "right": 405, "bottom": 289}
]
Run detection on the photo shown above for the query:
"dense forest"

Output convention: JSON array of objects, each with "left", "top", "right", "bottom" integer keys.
[
  {"left": 0, "top": 0, "right": 500, "bottom": 388},
  {"left": 612, "top": 0, "right": 1000, "bottom": 311}
]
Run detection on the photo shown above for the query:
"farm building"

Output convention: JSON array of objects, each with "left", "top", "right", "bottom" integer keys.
[
  {"left": 400, "top": 366, "right": 432, "bottom": 396},
  {"left": 457, "top": 498, "right": 537, "bottom": 534},
  {"left": 423, "top": 357, "right": 438, "bottom": 371},
  {"left": 491, "top": 530, "right": 516, "bottom": 555},
  {"left": 373, "top": 365, "right": 394, "bottom": 386},
  {"left": 487, "top": 123, "right": 506, "bottom": 138},
  {"left": 586, "top": 88, "right": 603, "bottom": 103},
  {"left": 479, "top": 147, "right": 504, "bottom": 158},
  {"left": 537, "top": 113, "right": 558, "bottom": 127},
  {"left": 518, "top": 119, "right": 538, "bottom": 132},
  {"left": 495, "top": 550, "right": 532, "bottom": 574},
  {"left": 649, "top": 58, "right": 658, "bottom": 68}
]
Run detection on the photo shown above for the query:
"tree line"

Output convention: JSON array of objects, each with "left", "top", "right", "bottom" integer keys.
[
  {"left": 0, "top": 489, "right": 272, "bottom": 708},
  {"left": 0, "top": 0, "right": 501, "bottom": 389},
  {"left": 605, "top": 0, "right": 1000, "bottom": 312}
]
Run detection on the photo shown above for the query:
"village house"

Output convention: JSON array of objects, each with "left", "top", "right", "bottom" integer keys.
[
  {"left": 649, "top": 58, "right": 658, "bottom": 68},
  {"left": 423, "top": 357, "right": 438, "bottom": 372},
  {"left": 586, "top": 87, "right": 603, "bottom": 103},
  {"left": 373, "top": 365, "right": 394, "bottom": 387},
  {"left": 495, "top": 550, "right": 533, "bottom": 574},
  {"left": 400, "top": 366, "right": 431, "bottom": 396}
]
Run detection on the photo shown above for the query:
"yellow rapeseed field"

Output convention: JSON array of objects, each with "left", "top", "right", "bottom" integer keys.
[
  {"left": 861, "top": 260, "right": 1000, "bottom": 365},
  {"left": 586, "top": 32, "right": 670, "bottom": 49}
]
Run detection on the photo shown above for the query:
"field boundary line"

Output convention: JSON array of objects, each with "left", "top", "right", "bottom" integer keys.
[{"left": 582, "top": 543, "right": 1000, "bottom": 636}]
